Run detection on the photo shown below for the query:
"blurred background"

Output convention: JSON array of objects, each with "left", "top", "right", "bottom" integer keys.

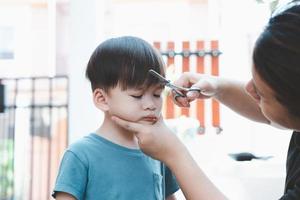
[{"left": 0, "top": 0, "right": 292, "bottom": 199}]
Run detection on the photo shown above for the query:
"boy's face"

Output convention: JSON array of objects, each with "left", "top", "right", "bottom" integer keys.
[{"left": 106, "top": 84, "right": 164, "bottom": 124}]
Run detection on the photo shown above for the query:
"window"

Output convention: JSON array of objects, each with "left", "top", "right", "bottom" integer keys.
[{"left": 0, "top": 26, "right": 14, "bottom": 60}]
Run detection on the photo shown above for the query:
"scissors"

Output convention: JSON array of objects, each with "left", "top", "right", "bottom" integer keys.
[{"left": 148, "top": 69, "right": 201, "bottom": 98}]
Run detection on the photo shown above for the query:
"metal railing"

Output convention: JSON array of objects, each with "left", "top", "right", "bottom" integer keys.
[
  {"left": 154, "top": 40, "right": 222, "bottom": 134},
  {"left": 0, "top": 76, "right": 69, "bottom": 200}
]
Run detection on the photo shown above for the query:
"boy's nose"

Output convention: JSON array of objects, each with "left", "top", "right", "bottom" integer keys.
[{"left": 142, "top": 98, "right": 156, "bottom": 110}]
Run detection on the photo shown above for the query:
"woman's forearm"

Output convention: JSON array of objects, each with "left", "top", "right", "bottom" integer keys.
[
  {"left": 215, "top": 79, "right": 269, "bottom": 124},
  {"left": 165, "top": 143, "right": 228, "bottom": 200},
  {"left": 173, "top": 73, "right": 268, "bottom": 124}
]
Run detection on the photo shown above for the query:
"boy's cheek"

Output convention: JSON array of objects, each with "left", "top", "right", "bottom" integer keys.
[{"left": 109, "top": 110, "right": 139, "bottom": 122}]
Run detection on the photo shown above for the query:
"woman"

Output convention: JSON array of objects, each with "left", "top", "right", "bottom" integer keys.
[{"left": 112, "top": 3, "right": 300, "bottom": 200}]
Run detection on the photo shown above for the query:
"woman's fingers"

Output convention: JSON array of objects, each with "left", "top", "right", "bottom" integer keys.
[
  {"left": 111, "top": 116, "right": 143, "bottom": 134},
  {"left": 170, "top": 72, "right": 207, "bottom": 105},
  {"left": 191, "top": 79, "right": 219, "bottom": 97},
  {"left": 111, "top": 115, "right": 182, "bottom": 163},
  {"left": 172, "top": 72, "right": 194, "bottom": 88},
  {"left": 171, "top": 90, "right": 191, "bottom": 107},
  {"left": 186, "top": 90, "right": 200, "bottom": 98}
]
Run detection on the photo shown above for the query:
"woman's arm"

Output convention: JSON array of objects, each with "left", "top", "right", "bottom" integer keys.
[
  {"left": 166, "top": 143, "right": 227, "bottom": 200},
  {"left": 214, "top": 78, "right": 268, "bottom": 123},
  {"left": 173, "top": 72, "right": 269, "bottom": 124},
  {"left": 112, "top": 116, "right": 228, "bottom": 200}
]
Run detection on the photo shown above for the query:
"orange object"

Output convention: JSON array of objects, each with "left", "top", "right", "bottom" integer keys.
[
  {"left": 181, "top": 41, "right": 190, "bottom": 116},
  {"left": 154, "top": 41, "right": 175, "bottom": 119},
  {"left": 211, "top": 41, "right": 220, "bottom": 130},
  {"left": 153, "top": 41, "right": 161, "bottom": 50},
  {"left": 154, "top": 40, "right": 221, "bottom": 134},
  {"left": 196, "top": 41, "right": 205, "bottom": 134},
  {"left": 165, "top": 42, "right": 175, "bottom": 119}
]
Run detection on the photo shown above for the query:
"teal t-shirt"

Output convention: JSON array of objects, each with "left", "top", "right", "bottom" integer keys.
[{"left": 52, "top": 133, "right": 179, "bottom": 200}]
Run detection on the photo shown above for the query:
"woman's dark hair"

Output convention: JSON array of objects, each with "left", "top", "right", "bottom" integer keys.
[
  {"left": 86, "top": 36, "right": 165, "bottom": 92},
  {"left": 253, "top": 4, "right": 300, "bottom": 118}
]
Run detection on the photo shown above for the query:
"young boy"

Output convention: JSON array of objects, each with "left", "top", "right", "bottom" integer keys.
[{"left": 52, "top": 36, "right": 179, "bottom": 200}]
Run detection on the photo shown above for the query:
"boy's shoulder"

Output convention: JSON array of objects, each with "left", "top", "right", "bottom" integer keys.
[
  {"left": 68, "top": 133, "right": 93, "bottom": 148},
  {"left": 66, "top": 133, "right": 101, "bottom": 157},
  {"left": 64, "top": 133, "right": 113, "bottom": 166}
]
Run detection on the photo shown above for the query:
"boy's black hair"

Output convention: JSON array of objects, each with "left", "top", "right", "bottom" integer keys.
[
  {"left": 86, "top": 36, "right": 165, "bottom": 92},
  {"left": 253, "top": 5, "right": 300, "bottom": 118}
]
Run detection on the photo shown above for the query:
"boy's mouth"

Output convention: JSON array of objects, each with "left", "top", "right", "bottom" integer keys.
[{"left": 141, "top": 116, "right": 158, "bottom": 123}]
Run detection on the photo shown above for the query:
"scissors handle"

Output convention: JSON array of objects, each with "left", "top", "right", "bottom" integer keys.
[{"left": 172, "top": 87, "right": 201, "bottom": 98}]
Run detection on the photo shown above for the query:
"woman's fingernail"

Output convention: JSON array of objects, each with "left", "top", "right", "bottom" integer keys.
[{"left": 187, "top": 91, "right": 198, "bottom": 98}]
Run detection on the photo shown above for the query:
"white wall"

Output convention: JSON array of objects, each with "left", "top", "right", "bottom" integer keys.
[
  {"left": 108, "top": 1, "right": 209, "bottom": 41},
  {"left": 68, "top": 0, "right": 108, "bottom": 143},
  {"left": 0, "top": 4, "right": 57, "bottom": 77},
  {"left": 0, "top": 5, "right": 32, "bottom": 77}
]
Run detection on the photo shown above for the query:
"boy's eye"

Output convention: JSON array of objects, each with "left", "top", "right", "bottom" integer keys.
[
  {"left": 131, "top": 95, "right": 143, "bottom": 99},
  {"left": 154, "top": 94, "right": 161, "bottom": 98}
]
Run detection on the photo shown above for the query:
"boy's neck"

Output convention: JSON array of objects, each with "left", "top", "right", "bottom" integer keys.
[{"left": 96, "top": 115, "right": 139, "bottom": 149}]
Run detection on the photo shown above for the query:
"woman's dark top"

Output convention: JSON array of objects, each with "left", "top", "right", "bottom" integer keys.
[{"left": 280, "top": 131, "right": 300, "bottom": 199}]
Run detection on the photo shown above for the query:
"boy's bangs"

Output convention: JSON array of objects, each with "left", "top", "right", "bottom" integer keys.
[
  {"left": 118, "top": 44, "right": 165, "bottom": 90},
  {"left": 86, "top": 36, "right": 167, "bottom": 92},
  {"left": 119, "top": 64, "right": 165, "bottom": 90}
]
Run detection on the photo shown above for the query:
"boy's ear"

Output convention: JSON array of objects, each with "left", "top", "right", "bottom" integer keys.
[{"left": 93, "top": 88, "right": 109, "bottom": 111}]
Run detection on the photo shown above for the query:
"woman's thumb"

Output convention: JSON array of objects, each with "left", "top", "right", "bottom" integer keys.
[{"left": 192, "top": 80, "right": 217, "bottom": 97}]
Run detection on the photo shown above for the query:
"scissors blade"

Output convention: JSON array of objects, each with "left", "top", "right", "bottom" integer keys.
[
  {"left": 148, "top": 69, "right": 189, "bottom": 92},
  {"left": 148, "top": 69, "right": 169, "bottom": 85}
]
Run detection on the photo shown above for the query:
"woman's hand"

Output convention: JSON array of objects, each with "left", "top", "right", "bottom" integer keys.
[
  {"left": 111, "top": 115, "right": 184, "bottom": 164},
  {"left": 172, "top": 72, "right": 222, "bottom": 107},
  {"left": 112, "top": 114, "right": 229, "bottom": 200}
]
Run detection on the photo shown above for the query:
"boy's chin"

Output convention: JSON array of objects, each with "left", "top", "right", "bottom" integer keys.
[{"left": 139, "top": 120, "right": 156, "bottom": 125}]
